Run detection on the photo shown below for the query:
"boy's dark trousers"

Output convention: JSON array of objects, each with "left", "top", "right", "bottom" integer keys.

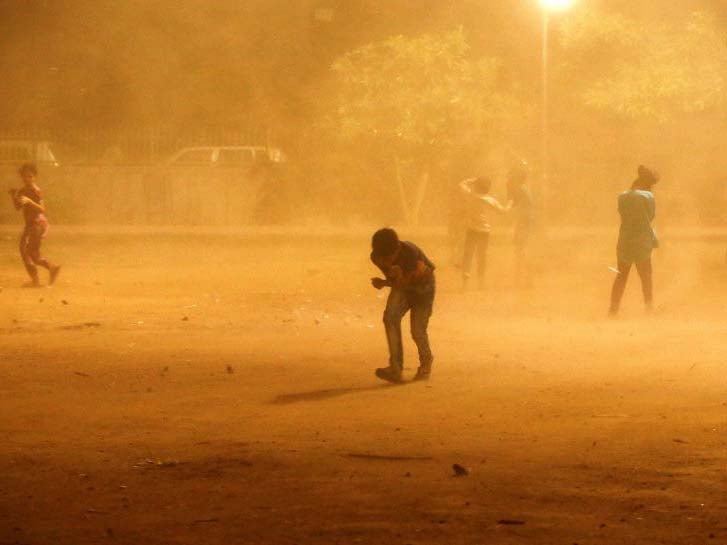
[
  {"left": 462, "top": 229, "right": 489, "bottom": 286},
  {"left": 19, "top": 221, "right": 50, "bottom": 279},
  {"left": 383, "top": 281, "right": 434, "bottom": 374}
]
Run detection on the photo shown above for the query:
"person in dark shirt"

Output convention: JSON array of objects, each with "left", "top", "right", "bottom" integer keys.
[
  {"left": 506, "top": 161, "right": 534, "bottom": 288},
  {"left": 370, "top": 228, "right": 435, "bottom": 383},
  {"left": 7, "top": 163, "right": 60, "bottom": 287}
]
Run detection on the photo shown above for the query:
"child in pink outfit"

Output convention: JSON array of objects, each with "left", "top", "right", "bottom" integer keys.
[{"left": 8, "top": 163, "right": 60, "bottom": 287}]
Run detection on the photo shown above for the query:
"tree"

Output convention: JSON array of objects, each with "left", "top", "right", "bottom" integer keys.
[
  {"left": 559, "top": 10, "right": 727, "bottom": 122},
  {"left": 328, "top": 28, "right": 518, "bottom": 225}
]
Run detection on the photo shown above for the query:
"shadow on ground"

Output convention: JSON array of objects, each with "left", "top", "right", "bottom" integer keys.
[{"left": 271, "top": 384, "right": 395, "bottom": 404}]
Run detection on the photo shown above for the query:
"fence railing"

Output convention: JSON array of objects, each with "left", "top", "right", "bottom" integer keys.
[
  {"left": 1, "top": 165, "right": 279, "bottom": 225},
  {"left": 0, "top": 126, "right": 277, "bottom": 165}
]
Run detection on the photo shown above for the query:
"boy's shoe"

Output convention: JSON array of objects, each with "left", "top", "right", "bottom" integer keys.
[
  {"left": 412, "top": 367, "right": 431, "bottom": 382},
  {"left": 375, "top": 366, "right": 403, "bottom": 384},
  {"left": 49, "top": 265, "right": 61, "bottom": 285}
]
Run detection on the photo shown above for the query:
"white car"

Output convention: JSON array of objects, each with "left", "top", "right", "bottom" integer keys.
[{"left": 165, "top": 146, "right": 285, "bottom": 167}]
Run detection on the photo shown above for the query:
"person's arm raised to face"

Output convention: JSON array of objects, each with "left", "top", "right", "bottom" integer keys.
[{"left": 370, "top": 253, "right": 394, "bottom": 289}]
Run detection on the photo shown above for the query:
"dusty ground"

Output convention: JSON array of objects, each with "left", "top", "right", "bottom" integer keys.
[{"left": 1, "top": 226, "right": 727, "bottom": 545}]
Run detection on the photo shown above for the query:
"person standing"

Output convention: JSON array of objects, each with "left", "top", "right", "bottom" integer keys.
[
  {"left": 8, "top": 163, "right": 60, "bottom": 287},
  {"left": 506, "top": 162, "right": 534, "bottom": 287},
  {"left": 609, "top": 165, "right": 659, "bottom": 316},
  {"left": 370, "top": 228, "right": 436, "bottom": 383},
  {"left": 459, "top": 177, "right": 511, "bottom": 290}
]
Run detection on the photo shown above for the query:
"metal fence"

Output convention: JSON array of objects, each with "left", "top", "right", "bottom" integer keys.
[
  {"left": 0, "top": 125, "right": 276, "bottom": 165},
  {"left": 1, "top": 165, "right": 276, "bottom": 225}
]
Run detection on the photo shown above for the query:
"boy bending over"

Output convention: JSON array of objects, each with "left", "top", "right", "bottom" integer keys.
[{"left": 370, "top": 228, "right": 435, "bottom": 383}]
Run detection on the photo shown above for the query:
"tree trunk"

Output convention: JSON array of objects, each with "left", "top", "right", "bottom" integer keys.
[
  {"left": 411, "top": 169, "right": 429, "bottom": 227},
  {"left": 394, "top": 154, "right": 411, "bottom": 225}
]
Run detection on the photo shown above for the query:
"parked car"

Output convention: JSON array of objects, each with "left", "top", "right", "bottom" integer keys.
[
  {"left": 0, "top": 140, "right": 59, "bottom": 166},
  {"left": 164, "top": 146, "right": 285, "bottom": 167},
  {"left": 161, "top": 145, "right": 290, "bottom": 224}
]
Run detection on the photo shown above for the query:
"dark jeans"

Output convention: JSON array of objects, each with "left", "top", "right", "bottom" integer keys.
[
  {"left": 610, "top": 258, "right": 652, "bottom": 313},
  {"left": 383, "top": 282, "right": 435, "bottom": 371},
  {"left": 19, "top": 221, "right": 51, "bottom": 280},
  {"left": 462, "top": 229, "right": 489, "bottom": 286}
]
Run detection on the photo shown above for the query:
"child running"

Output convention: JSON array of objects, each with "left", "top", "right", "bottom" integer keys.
[
  {"left": 7, "top": 163, "right": 60, "bottom": 287},
  {"left": 609, "top": 165, "right": 659, "bottom": 316},
  {"left": 459, "top": 177, "right": 511, "bottom": 290},
  {"left": 370, "top": 228, "right": 435, "bottom": 383}
]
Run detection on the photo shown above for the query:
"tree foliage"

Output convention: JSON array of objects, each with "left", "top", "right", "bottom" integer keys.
[
  {"left": 326, "top": 29, "right": 520, "bottom": 224},
  {"left": 329, "top": 28, "right": 517, "bottom": 155},
  {"left": 560, "top": 10, "right": 727, "bottom": 122}
]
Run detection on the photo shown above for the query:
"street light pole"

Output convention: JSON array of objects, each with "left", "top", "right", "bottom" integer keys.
[
  {"left": 538, "top": 0, "right": 574, "bottom": 224},
  {"left": 541, "top": 9, "right": 550, "bottom": 216}
]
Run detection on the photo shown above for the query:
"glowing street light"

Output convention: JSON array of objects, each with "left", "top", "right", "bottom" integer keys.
[
  {"left": 540, "top": 0, "right": 575, "bottom": 12},
  {"left": 539, "top": 0, "right": 574, "bottom": 221}
]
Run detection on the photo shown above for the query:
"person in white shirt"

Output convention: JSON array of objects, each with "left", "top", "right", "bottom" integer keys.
[{"left": 459, "top": 177, "right": 511, "bottom": 290}]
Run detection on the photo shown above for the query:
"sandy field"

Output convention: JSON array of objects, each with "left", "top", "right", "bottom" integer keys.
[{"left": 1, "top": 226, "right": 727, "bottom": 545}]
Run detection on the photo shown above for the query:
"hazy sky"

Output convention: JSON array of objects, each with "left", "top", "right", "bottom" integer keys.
[{"left": 1, "top": 0, "right": 725, "bottom": 131}]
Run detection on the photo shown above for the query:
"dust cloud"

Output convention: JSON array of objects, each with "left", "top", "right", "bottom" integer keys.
[{"left": 2, "top": 2, "right": 727, "bottom": 544}]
